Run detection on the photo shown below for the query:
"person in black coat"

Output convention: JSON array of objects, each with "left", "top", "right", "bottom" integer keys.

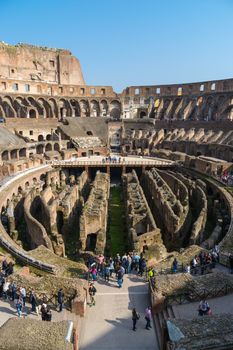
[{"left": 57, "top": 288, "right": 64, "bottom": 312}]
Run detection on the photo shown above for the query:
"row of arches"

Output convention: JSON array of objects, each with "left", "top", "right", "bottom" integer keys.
[
  {"left": 149, "top": 94, "right": 233, "bottom": 121},
  {"left": 0, "top": 95, "right": 122, "bottom": 119},
  {"left": 1, "top": 142, "right": 63, "bottom": 161}
]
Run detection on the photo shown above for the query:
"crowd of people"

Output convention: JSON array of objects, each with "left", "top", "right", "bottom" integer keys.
[
  {"left": 87, "top": 252, "right": 147, "bottom": 285},
  {"left": 169, "top": 245, "right": 220, "bottom": 275},
  {"left": 86, "top": 252, "right": 147, "bottom": 306},
  {"left": 0, "top": 257, "right": 66, "bottom": 320},
  {"left": 102, "top": 156, "right": 123, "bottom": 164}
]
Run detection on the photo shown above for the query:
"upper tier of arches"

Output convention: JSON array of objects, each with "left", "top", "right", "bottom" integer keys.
[{"left": 0, "top": 95, "right": 122, "bottom": 120}]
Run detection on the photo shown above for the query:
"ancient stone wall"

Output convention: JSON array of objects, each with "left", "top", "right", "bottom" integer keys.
[
  {"left": 24, "top": 188, "right": 54, "bottom": 251},
  {"left": 0, "top": 42, "right": 85, "bottom": 85},
  {"left": 123, "top": 170, "right": 164, "bottom": 252},
  {"left": 79, "top": 171, "right": 110, "bottom": 254},
  {"left": 141, "top": 168, "right": 190, "bottom": 249}
]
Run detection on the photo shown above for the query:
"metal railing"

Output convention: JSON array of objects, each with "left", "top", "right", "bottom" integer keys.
[{"left": 48, "top": 159, "right": 173, "bottom": 167}]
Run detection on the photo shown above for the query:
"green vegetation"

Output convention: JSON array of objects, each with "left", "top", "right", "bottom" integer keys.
[{"left": 106, "top": 186, "right": 128, "bottom": 257}]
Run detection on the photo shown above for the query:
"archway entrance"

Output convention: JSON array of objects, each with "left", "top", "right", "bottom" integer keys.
[{"left": 86, "top": 234, "right": 97, "bottom": 251}]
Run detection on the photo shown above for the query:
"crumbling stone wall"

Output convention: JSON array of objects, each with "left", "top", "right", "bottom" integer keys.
[
  {"left": 24, "top": 188, "right": 54, "bottom": 251},
  {"left": 79, "top": 171, "right": 110, "bottom": 254},
  {"left": 123, "top": 170, "right": 164, "bottom": 253},
  {"left": 141, "top": 168, "right": 189, "bottom": 249}
]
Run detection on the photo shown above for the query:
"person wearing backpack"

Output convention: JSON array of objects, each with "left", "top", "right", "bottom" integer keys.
[
  {"left": 132, "top": 308, "right": 140, "bottom": 331},
  {"left": 88, "top": 282, "right": 97, "bottom": 306}
]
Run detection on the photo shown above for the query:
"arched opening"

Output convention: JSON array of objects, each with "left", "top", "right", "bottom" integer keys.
[
  {"left": 110, "top": 100, "right": 121, "bottom": 119},
  {"left": 2, "top": 150, "right": 9, "bottom": 161},
  {"left": 19, "top": 148, "right": 26, "bottom": 158},
  {"left": 38, "top": 135, "right": 44, "bottom": 142},
  {"left": 54, "top": 143, "right": 60, "bottom": 151},
  {"left": 86, "top": 233, "right": 97, "bottom": 251},
  {"left": 29, "top": 109, "right": 36, "bottom": 118},
  {"left": 36, "top": 145, "right": 44, "bottom": 154},
  {"left": 45, "top": 143, "right": 52, "bottom": 152},
  {"left": 46, "top": 134, "right": 52, "bottom": 141},
  {"left": 100, "top": 100, "right": 108, "bottom": 117},
  {"left": 10, "top": 149, "right": 18, "bottom": 160},
  {"left": 90, "top": 100, "right": 100, "bottom": 117}
]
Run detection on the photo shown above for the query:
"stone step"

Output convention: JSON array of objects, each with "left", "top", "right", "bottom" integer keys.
[{"left": 167, "top": 305, "right": 175, "bottom": 319}]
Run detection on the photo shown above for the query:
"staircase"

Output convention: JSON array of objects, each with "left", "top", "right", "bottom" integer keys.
[{"left": 153, "top": 305, "right": 175, "bottom": 350}]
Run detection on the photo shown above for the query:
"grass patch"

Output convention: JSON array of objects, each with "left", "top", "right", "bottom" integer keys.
[{"left": 106, "top": 186, "right": 128, "bottom": 257}]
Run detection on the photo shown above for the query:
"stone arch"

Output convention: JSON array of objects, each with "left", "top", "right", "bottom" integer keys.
[
  {"left": 45, "top": 143, "right": 52, "bottom": 152},
  {"left": 54, "top": 143, "right": 60, "bottom": 151},
  {"left": 90, "top": 100, "right": 100, "bottom": 117},
  {"left": 69, "top": 99, "right": 80, "bottom": 117},
  {"left": 2, "top": 150, "right": 9, "bottom": 161},
  {"left": 38, "top": 98, "right": 53, "bottom": 118},
  {"left": 18, "top": 186, "right": 23, "bottom": 194},
  {"left": 59, "top": 99, "right": 72, "bottom": 118},
  {"left": 28, "top": 108, "right": 37, "bottom": 118},
  {"left": 100, "top": 100, "right": 108, "bottom": 117},
  {"left": 36, "top": 144, "right": 44, "bottom": 154},
  {"left": 12, "top": 96, "right": 28, "bottom": 118},
  {"left": 1, "top": 99, "right": 16, "bottom": 118},
  {"left": 38, "top": 135, "right": 44, "bottom": 141},
  {"left": 46, "top": 134, "right": 52, "bottom": 141},
  {"left": 79, "top": 99, "right": 90, "bottom": 117},
  {"left": 10, "top": 149, "right": 18, "bottom": 160},
  {"left": 27, "top": 96, "right": 44, "bottom": 116},
  {"left": 110, "top": 100, "right": 121, "bottom": 119},
  {"left": 19, "top": 148, "right": 26, "bottom": 158}
]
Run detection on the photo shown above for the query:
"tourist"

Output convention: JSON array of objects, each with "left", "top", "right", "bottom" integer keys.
[
  {"left": 139, "top": 258, "right": 147, "bottom": 277},
  {"left": 19, "top": 286, "right": 26, "bottom": 308},
  {"left": 29, "top": 289, "right": 39, "bottom": 315},
  {"left": 57, "top": 288, "right": 64, "bottom": 312},
  {"left": 185, "top": 263, "right": 191, "bottom": 274},
  {"left": 109, "top": 258, "right": 114, "bottom": 277},
  {"left": 88, "top": 282, "right": 97, "bottom": 306},
  {"left": 1, "top": 258, "right": 8, "bottom": 273},
  {"left": 127, "top": 255, "right": 132, "bottom": 273},
  {"left": 172, "top": 258, "right": 178, "bottom": 273},
  {"left": 5, "top": 261, "right": 14, "bottom": 276},
  {"left": 117, "top": 268, "right": 123, "bottom": 288},
  {"left": 132, "top": 308, "right": 140, "bottom": 331},
  {"left": 0, "top": 273, "right": 5, "bottom": 297},
  {"left": 10, "top": 281, "right": 17, "bottom": 301},
  {"left": 90, "top": 264, "right": 97, "bottom": 281},
  {"left": 104, "top": 264, "right": 110, "bottom": 282},
  {"left": 198, "top": 300, "right": 211, "bottom": 316},
  {"left": 45, "top": 305, "right": 52, "bottom": 321},
  {"left": 145, "top": 306, "right": 152, "bottom": 330},
  {"left": 2, "top": 279, "right": 10, "bottom": 300},
  {"left": 41, "top": 302, "right": 48, "bottom": 321},
  {"left": 229, "top": 253, "right": 233, "bottom": 274},
  {"left": 148, "top": 267, "right": 154, "bottom": 280},
  {"left": 16, "top": 297, "right": 23, "bottom": 317}
]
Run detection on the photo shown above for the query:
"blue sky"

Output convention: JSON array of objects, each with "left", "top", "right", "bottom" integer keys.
[{"left": 0, "top": 0, "right": 233, "bottom": 92}]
